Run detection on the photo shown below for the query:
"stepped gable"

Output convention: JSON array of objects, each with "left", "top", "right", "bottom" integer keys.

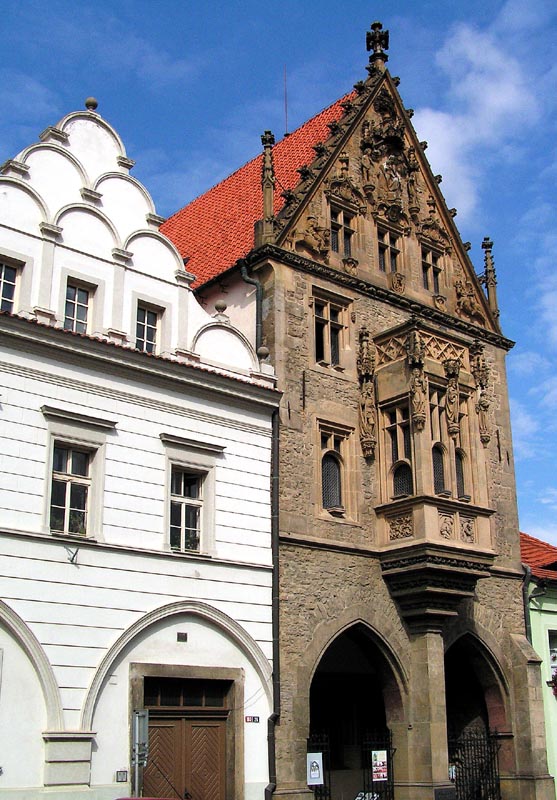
[
  {"left": 521, "top": 531, "right": 557, "bottom": 580},
  {"left": 161, "top": 93, "right": 352, "bottom": 287}
]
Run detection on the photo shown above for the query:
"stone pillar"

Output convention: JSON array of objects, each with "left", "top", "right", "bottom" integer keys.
[
  {"left": 502, "top": 635, "right": 555, "bottom": 800},
  {"left": 400, "top": 630, "right": 453, "bottom": 800}
]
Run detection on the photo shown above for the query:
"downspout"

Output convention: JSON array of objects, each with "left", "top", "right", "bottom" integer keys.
[
  {"left": 265, "top": 406, "right": 280, "bottom": 800},
  {"left": 239, "top": 258, "right": 263, "bottom": 352},
  {"left": 523, "top": 563, "right": 533, "bottom": 643}
]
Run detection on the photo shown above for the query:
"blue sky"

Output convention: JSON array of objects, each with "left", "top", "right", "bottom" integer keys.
[{"left": 2, "top": 0, "right": 557, "bottom": 541}]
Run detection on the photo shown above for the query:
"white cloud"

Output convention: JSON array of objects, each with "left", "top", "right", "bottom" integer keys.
[
  {"left": 509, "top": 398, "right": 541, "bottom": 459},
  {"left": 412, "top": 17, "right": 538, "bottom": 221},
  {"left": 508, "top": 351, "right": 551, "bottom": 376}
]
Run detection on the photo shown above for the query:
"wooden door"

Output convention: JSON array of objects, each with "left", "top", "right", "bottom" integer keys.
[{"left": 143, "top": 717, "right": 226, "bottom": 800}]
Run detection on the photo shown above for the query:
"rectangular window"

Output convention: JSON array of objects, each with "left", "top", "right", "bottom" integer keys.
[
  {"left": 0, "top": 261, "right": 17, "bottom": 312},
  {"left": 170, "top": 467, "right": 203, "bottom": 552},
  {"left": 313, "top": 296, "right": 346, "bottom": 367},
  {"left": 50, "top": 443, "right": 91, "bottom": 535},
  {"left": 330, "top": 208, "right": 353, "bottom": 257},
  {"left": 136, "top": 305, "right": 158, "bottom": 353},
  {"left": 422, "top": 248, "right": 442, "bottom": 293},
  {"left": 64, "top": 283, "right": 89, "bottom": 333},
  {"left": 378, "top": 230, "right": 400, "bottom": 273}
]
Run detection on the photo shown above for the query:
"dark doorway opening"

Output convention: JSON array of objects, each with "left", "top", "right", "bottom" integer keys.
[{"left": 309, "top": 625, "right": 394, "bottom": 800}]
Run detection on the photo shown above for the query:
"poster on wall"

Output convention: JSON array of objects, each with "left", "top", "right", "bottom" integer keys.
[
  {"left": 307, "top": 752, "right": 324, "bottom": 786},
  {"left": 371, "top": 750, "right": 388, "bottom": 782}
]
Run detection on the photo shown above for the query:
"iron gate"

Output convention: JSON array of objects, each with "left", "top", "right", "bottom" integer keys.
[
  {"left": 362, "top": 730, "right": 395, "bottom": 800},
  {"left": 307, "top": 732, "right": 331, "bottom": 800},
  {"left": 448, "top": 730, "right": 501, "bottom": 800}
]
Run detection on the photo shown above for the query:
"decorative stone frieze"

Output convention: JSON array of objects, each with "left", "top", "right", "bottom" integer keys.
[{"left": 460, "top": 516, "right": 476, "bottom": 543}]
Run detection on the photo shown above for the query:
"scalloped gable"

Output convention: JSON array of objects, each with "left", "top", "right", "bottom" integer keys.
[{"left": 160, "top": 93, "right": 353, "bottom": 287}]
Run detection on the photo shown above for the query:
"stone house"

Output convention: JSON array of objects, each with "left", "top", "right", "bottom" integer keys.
[
  {"left": 162, "top": 22, "right": 553, "bottom": 800},
  {"left": 0, "top": 102, "right": 279, "bottom": 799}
]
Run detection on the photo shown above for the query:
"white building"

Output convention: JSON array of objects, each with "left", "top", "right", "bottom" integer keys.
[{"left": 0, "top": 100, "right": 279, "bottom": 800}]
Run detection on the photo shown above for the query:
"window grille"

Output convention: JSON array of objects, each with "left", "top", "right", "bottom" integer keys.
[
  {"left": 455, "top": 450, "right": 465, "bottom": 498},
  {"left": 393, "top": 463, "right": 413, "bottom": 497},
  {"left": 433, "top": 445, "right": 446, "bottom": 494},
  {"left": 322, "top": 453, "right": 341, "bottom": 509}
]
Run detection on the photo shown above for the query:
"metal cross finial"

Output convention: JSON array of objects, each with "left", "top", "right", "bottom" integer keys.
[{"left": 366, "top": 21, "right": 389, "bottom": 64}]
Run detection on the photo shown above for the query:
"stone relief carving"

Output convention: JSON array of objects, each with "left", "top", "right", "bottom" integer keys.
[
  {"left": 357, "top": 327, "right": 377, "bottom": 458},
  {"left": 406, "top": 325, "right": 427, "bottom": 431},
  {"left": 443, "top": 358, "right": 461, "bottom": 439},
  {"left": 470, "top": 340, "right": 491, "bottom": 446},
  {"left": 324, "top": 152, "right": 367, "bottom": 215},
  {"left": 460, "top": 516, "right": 476, "bottom": 543},
  {"left": 343, "top": 257, "right": 358, "bottom": 275},
  {"left": 439, "top": 513, "right": 455, "bottom": 540},
  {"left": 388, "top": 271, "right": 405, "bottom": 294},
  {"left": 388, "top": 513, "right": 413, "bottom": 540},
  {"left": 455, "top": 278, "right": 485, "bottom": 325},
  {"left": 293, "top": 214, "right": 331, "bottom": 261}
]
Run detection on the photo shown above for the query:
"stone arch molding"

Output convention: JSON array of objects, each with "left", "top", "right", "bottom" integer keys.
[
  {"left": 0, "top": 599, "right": 63, "bottom": 729},
  {"left": 81, "top": 600, "right": 273, "bottom": 730},
  {"left": 444, "top": 615, "right": 511, "bottom": 697},
  {"left": 308, "top": 612, "right": 409, "bottom": 692}
]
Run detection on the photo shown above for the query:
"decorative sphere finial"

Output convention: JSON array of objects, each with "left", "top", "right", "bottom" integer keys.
[{"left": 85, "top": 97, "right": 98, "bottom": 112}]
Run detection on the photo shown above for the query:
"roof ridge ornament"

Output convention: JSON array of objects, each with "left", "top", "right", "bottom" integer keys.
[{"left": 366, "top": 21, "right": 389, "bottom": 69}]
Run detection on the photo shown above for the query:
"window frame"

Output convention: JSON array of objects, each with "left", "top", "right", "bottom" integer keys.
[
  {"left": 317, "top": 420, "right": 354, "bottom": 519},
  {"left": 377, "top": 227, "right": 401, "bottom": 274},
  {"left": 429, "top": 384, "right": 473, "bottom": 501},
  {"left": 330, "top": 206, "right": 354, "bottom": 258},
  {"left": 382, "top": 401, "right": 414, "bottom": 500},
  {"left": 169, "top": 466, "right": 204, "bottom": 553},
  {"left": 42, "top": 406, "right": 115, "bottom": 540},
  {"left": 311, "top": 289, "right": 350, "bottom": 371},
  {"left": 0, "top": 260, "right": 18, "bottom": 313},
  {"left": 421, "top": 246, "right": 443, "bottom": 294},
  {"left": 161, "top": 433, "right": 225, "bottom": 557},
  {"left": 130, "top": 293, "right": 171, "bottom": 355},
  {"left": 64, "top": 281, "right": 91, "bottom": 334},
  {"left": 50, "top": 443, "right": 92, "bottom": 535},
  {"left": 57, "top": 268, "right": 105, "bottom": 336}
]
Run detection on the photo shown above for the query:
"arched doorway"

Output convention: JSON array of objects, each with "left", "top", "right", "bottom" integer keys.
[
  {"left": 309, "top": 624, "right": 400, "bottom": 800},
  {"left": 445, "top": 635, "right": 507, "bottom": 799}
]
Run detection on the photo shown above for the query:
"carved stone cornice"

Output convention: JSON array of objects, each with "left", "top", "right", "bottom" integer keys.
[{"left": 244, "top": 244, "right": 515, "bottom": 351}]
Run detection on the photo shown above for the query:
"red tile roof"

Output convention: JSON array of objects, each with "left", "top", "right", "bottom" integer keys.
[
  {"left": 520, "top": 531, "right": 557, "bottom": 581},
  {"left": 161, "top": 92, "right": 354, "bottom": 287}
]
